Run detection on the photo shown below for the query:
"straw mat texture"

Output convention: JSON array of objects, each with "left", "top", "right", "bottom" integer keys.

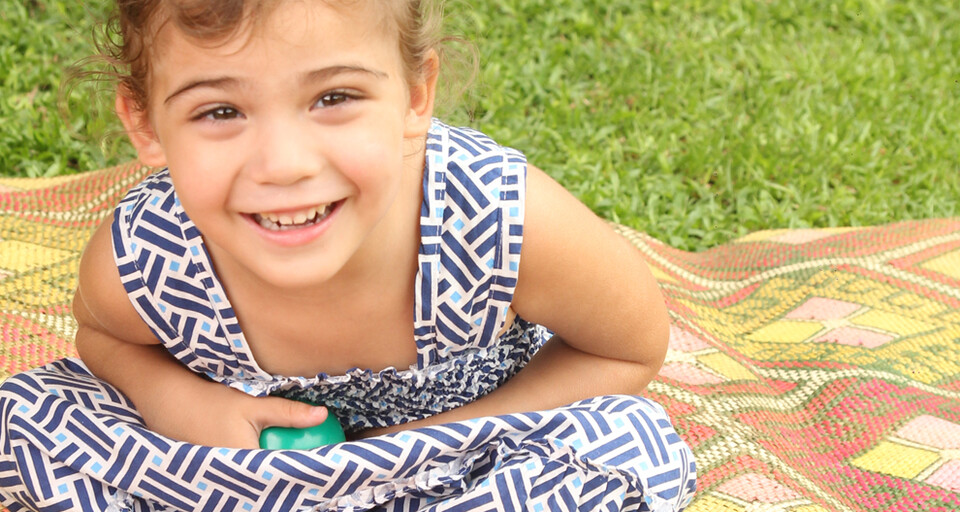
[{"left": 2, "top": 164, "right": 958, "bottom": 511}]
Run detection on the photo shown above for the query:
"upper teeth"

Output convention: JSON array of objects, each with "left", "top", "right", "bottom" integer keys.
[{"left": 259, "top": 204, "right": 330, "bottom": 227}]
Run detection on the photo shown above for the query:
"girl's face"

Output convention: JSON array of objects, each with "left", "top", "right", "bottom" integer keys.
[{"left": 119, "top": 1, "right": 435, "bottom": 290}]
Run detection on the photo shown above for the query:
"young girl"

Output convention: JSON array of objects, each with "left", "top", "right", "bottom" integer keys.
[{"left": 0, "top": 0, "right": 695, "bottom": 510}]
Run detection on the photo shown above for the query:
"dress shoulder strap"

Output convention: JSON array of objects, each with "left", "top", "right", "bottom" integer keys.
[
  {"left": 414, "top": 121, "right": 528, "bottom": 366},
  {"left": 111, "top": 170, "right": 269, "bottom": 387}
]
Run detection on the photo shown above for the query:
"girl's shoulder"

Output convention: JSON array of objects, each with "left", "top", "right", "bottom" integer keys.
[{"left": 76, "top": 212, "right": 164, "bottom": 346}]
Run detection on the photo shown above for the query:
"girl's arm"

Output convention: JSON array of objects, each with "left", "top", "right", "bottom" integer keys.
[
  {"left": 74, "top": 217, "right": 327, "bottom": 448},
  {"left": 359, "top": 164, "right": 669, "bottom": 436},
  {"left": 512, "top": 163, "right": 671, "bottom": 379}
]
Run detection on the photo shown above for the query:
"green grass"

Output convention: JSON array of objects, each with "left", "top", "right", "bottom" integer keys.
[
  {"left": 0, "top": 1, "right": 126, "bottom": 178},
  {"left": 2, "top": 0, "right": 959, "bottom": 251}
]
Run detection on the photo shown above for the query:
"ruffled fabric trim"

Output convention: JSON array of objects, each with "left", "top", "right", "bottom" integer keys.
[
  {"left": 315, "top": 435, "right": 647, "bottom": 511},
  {"left": 217, "top": 319, "right": 552, "bottom": 432}
]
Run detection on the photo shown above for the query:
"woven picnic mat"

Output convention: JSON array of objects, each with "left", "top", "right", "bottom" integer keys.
[{"left": 1, "top": 163, "right": 958, "bottom": 511}]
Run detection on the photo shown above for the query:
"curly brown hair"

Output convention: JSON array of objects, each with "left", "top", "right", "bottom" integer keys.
[{"left": 97, "top": 0, "right": 446, "bottom": 112}]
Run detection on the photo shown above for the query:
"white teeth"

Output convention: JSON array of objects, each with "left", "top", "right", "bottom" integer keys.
[{"left": 254, "top": 203, "right": 333, "bottom": 231}]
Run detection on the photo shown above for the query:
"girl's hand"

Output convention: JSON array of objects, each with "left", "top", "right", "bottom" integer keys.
[{"left": 144, "top": 378, "right": 330, "bottom": 449}]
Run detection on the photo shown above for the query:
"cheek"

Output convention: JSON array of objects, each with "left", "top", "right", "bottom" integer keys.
[
  {"left": 334, "top": 126, "right": 407, "bottom": 193},
  {"left": 167, "top": 163, "right": 233, "bottom": 219}
]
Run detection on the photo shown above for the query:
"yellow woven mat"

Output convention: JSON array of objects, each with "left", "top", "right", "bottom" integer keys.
[{"left": 2, "top": 164, "right": 959, "bottom": 511}]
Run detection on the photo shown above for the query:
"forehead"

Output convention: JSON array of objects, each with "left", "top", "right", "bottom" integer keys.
[{"left": 148, "top": 0, "right": 398, "bottom": 64}]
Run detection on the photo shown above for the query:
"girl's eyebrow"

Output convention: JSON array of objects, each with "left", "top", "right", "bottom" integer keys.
[
  {"left": 302, "top": 65, "right": 389, "bottom": 84},
  {"left": 164, "top": 76, "right": 239, "bottom": 105},
  {"left": 163, "top": 65, "right": 389, "bottom": 106}
]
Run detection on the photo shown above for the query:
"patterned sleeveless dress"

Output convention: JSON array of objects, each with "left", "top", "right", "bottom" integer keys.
[{"left": 0, "top": 121, "right": 696, "bottom": 511}]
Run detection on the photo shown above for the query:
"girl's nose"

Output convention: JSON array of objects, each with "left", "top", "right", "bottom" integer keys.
[{"left": 248, "top": 121, "right": 324, "bottom": 185}]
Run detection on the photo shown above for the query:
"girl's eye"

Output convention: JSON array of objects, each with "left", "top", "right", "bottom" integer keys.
[
  {"left": 315, "top": 92, "right": 352, "bottom": 108},
  {"left": 199, "top": 106, "right": 241, "bottom": 121}
]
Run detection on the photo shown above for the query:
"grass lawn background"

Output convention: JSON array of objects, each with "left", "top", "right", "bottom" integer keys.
[{"left": 1, "top": 0, "right": 958, "bottom": 252}]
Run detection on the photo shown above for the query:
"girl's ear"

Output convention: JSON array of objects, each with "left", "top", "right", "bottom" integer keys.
[
  {"left": 404, "top": 49, "right": 440, "bottom": 137},
  {"left": 115, "top": 89, "right": 167, "bottom": 167}
]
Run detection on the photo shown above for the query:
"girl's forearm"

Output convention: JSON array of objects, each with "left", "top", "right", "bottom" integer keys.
[
  {"left": 475, "top": 336, "right": 659, "bottom": 412},
  {"left": 76, "top": 326, "right": 220, "bottom": 428},
  {"left": 358, "top": 336, "right": 658, "bottom": 437},
  {"left": 76, "top": 327, "right": 332, "bottom": 448}
]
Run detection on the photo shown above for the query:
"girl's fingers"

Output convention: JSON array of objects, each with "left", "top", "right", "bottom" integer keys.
[{"left": 257, "top": 398, "right": 329, "bottom": 430}]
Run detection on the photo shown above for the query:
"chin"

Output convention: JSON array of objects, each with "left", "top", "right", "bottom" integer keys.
[{"left": 255, "top": 266, "right": 338, "bottom": 290}]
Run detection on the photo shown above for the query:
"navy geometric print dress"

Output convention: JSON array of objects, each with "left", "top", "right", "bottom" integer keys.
[{"left": 0, "top": 121, "right": 696, "bottom": 511}]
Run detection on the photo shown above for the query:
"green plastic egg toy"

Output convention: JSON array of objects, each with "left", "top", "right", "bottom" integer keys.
[{"left": 259, "top": 410, "right": 346, "bottom": 450}]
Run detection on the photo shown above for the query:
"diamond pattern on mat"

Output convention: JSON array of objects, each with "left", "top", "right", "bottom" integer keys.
[
  {"left": 0, "top": 240, "right": 72, "bottom": 273},
  {"left": 851, "top": 441, "right": 940, "bottom": 479},
  {"left": 749, "top": 295, "right": 908, "bottom": 348},
  {"left": 852, "top": 415, "right": 960, "bottom": 491},
  {"left": 926, "top": 460, "right": 960, "bottom": 493},
  {"left": 716, "top": 473, "right": 802, "bottom": 503},
  {"left": 662, "top": 325, "right": 758, "bottom": 384},
  {"left": 812, "top": 326, "right": 896, "bottom": 348},
  {"left": 921, "top": 249, "right": 960, "bottom": 280},
  {"left": 785, "top": 297, "right": 862, "bottom": 320},
  {"left": 896, "top": 415, "right": 960, "bottom": 449}
]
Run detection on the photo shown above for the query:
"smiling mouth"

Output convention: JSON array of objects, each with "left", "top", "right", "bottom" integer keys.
[{"left": 252, "top": 201, "right": 341, "bottom": 231}]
